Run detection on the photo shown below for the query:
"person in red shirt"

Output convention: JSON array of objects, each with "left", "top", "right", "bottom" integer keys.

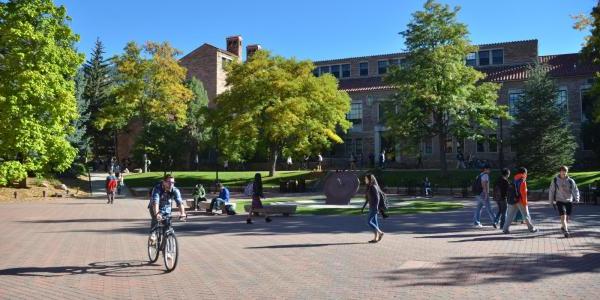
[{"left": 503, "top": 167, "right": 538, "bottom": 234}]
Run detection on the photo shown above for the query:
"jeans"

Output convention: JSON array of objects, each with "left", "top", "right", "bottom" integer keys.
[
  {"left": 210, "top": 198, "right": 227, "bottom": 211},
  {"left": 503, "top": 202, "right": 535, "bottom": 232},
  {"left": 367, "top": 207, "right": 380, "bottom": 232},
  {"left": 494, "top": 201, "right": 507, "bottom": 228},
  {"left": 473, "top": 195, "right": 495, "bottom": 225}
]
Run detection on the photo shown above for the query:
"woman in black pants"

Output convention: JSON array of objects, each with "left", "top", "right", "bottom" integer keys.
[
  {"left": 246, "top": 173, "right": 272, "bottom": 224},
  {"left": 361, "top": 174, "right": 384, "bottom": 243}
]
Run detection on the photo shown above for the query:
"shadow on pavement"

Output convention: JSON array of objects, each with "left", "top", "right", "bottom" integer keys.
[
  {"left": 245, "top": 242, "right": 365, "bottom": 249},
  {"left": 378, "top": 252, "right": 600, "bottom": 286},
  {"left": 0, "top": 260, "right": 166, "bottom": 277}
]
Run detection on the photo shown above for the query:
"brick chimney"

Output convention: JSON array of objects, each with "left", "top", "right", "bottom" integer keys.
[
  {"left": 226, "top": 35, "right": 243, "bottom": 58},
  {"left": 246, "top": 44, "right": 262, "bottom": 60}
]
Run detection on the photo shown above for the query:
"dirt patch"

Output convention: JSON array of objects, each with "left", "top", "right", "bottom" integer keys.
[{"left": 0, "top": 176, "right": 90, "bottom": 203}]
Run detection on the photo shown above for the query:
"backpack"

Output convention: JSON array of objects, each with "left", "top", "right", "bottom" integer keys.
[
  {"left": 471, "top": 174, "right": 483, "bottom": 196},
  {"left": 507, "top": 178, "right": 524, "bottom": 205},
  {"left": 552, "top": 176, "right": 573, "bottom": 201},
  {"left": 378, "top": 189, "right": 389, "bottom": 211},
  {"left": 225, "top": 205, "right": 237, "bottom": 215},
  {"left": 107, "top": 177, "right": 118, "bottom": 192}
]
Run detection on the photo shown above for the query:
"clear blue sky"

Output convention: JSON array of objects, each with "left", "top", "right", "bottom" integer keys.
[{"left": 54, "top": 0, "right": 594, "bottom": 61}]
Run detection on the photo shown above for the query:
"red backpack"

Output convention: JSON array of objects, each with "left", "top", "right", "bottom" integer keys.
[{"left": 107, "top": 177, "right": 118, "bottom": 191}]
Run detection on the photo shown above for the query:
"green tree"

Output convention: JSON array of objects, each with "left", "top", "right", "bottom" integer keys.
[
  {"left": 210, "top": 50, "right": 351, "bottom": 176},
  {"left": 67, "top": 69, "right": 91, "bottom": 162},
  {"left": 96, "top": 41, "right": 193, "bottom": 165},
  {"left": 0, "top": 0, "right": 83, "bottom": 184},
  {"left": 385, "top": 0, "right": 507, "bottom": 173},
  {"left": 83, "top": 38, "right": 114, "bottom": 157},
  {"left": 512, "top": 64, "right": 577, "bottom": 176},
  {"left": 185, "top": 77, "right": 211, "bottom": 159}
]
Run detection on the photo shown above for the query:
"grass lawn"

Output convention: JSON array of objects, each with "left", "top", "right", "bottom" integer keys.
[
  {"left": 378, "top": 169, "right": 600, "bottom": 190},
  {"left": 231, "top": 195, "right": 463, "bottom": 216},
  {"left": 124, "top": 171, "right": 321, "bottom": 188}
]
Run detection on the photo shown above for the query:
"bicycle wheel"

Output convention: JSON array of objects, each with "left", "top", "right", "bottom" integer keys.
[
  {"left": 147, "top": 229, "right": 160, "bottom": 263},
  {"left": 163, "top": 233, "right": 178, "bottom": 272}
]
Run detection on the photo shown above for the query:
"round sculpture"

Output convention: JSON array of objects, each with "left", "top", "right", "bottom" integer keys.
[{"left": 323, "top": 172, "right": 360, "bottom": 205}]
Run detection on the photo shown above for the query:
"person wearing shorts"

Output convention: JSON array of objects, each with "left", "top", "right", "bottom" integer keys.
[{"left": 549, "top": 166, "right": 580, "bottom": 238}]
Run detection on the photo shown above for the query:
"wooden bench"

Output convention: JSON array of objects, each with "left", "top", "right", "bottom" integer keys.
[
  {"left": 130, "top": 187, "right": 150, "bottom": 197},
  {"left": 189, "top": 200, "right": 236, "bottom": 214},
  {"left": 243, "top": 203, "right": 297, "bottom": 216}
]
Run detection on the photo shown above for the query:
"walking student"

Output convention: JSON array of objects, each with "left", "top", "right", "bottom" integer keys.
[
  {"left": 246, "top": 173, "right": 272, "bottom": 224},
  {"left": 472, "top": 164, "right": 495, "bottom": 228},
  {"left": 105, "top": 172, "right": 118, "bottom": 204},
  {"left": 361, "top": 174, "right": 384, "bottom": 243},
  {"left": 493, "top": 168, "right": 510, "bottom": 229},
  {"left": 503, "top": 167, "right": 538, "bottom": 234},
  {"left": 549, "top": 166, "right": 580, "bottom": 237}
]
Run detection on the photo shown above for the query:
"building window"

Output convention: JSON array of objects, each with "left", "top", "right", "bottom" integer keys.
[
  {"left": 355, "top": 138, "right": 363, "bottom": 156},
  {"left": 359, "top": 62, "right": 368, "bottom": 76},
  {"left": 221, "top": 57, "right": 232, "bottom": 70},
  {"left": 378, "top": 60, "right": 389, "bottom": 75},
  {"left": 312, "top": 68, "right": 319, "bottom": 77},
  {"left": 488, "top": 134, "right": 498, "bottom": 153},
  {"left": 509, "top": 91, "right": 523, "bottom": 119},
  {"left": 478, "top": 50, "right": 490, "bottom": 66},
  {"left": 477, "top": 140, "right": 485, "bottom": 153},
  {"left": 445, "top": 136, "right": 453, "bottom": 153},
  {"left": 378, "top": 102, "right": 386, "bottom": 123},
  {"left": 492, "top": 49, "right": 504, "bottom": 65},
  {"left": 347, "top": 102, "right": 363, "bottom": 130},
  {"left": 331, "top": 65, "right": 340, "bottom": 78},
  {"left": 423, "top": 138, "right": 433, "bottom": 154},
  {"left": 341, "top": 64, "right": 350, "bottom": 78},
  {"left": 466, "top": 52, "right": 477, "bottom": 66},
  {"left": 319, "top": 65, "right": 330, "bottom": 74},
  {"left": 556, "top": 88, "right": 568, "bottom": 116}
]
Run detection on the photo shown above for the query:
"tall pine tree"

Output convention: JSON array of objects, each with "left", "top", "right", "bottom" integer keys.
[
  {"left": 512, "top": 64, "right": 577, "bottom": 176},
  {"left": 83, "top": 38, "right": 113, "bottom": 157},
  {"left": 67, "top": 69, "right": 91, "bottom": 162}
]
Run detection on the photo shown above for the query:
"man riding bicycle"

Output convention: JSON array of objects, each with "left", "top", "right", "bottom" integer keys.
[{"left": 148, "top": 175, "right": 186, "bottom": 232}]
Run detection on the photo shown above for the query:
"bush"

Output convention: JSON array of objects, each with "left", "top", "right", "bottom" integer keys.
[{"left": 0, "top": 161, "right": 28, "bottom": 186}]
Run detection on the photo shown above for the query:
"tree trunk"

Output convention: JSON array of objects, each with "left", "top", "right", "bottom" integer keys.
[
  {"left": 438, "top": 132, "right": 448, "bottom": 176},
  {"left": 269, "top": 147, "right": 278, "bottom": 177}
]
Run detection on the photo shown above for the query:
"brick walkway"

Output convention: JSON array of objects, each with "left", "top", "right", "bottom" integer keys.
[{"left": 0, "top": 184, "right": 598, "bottom": 299}]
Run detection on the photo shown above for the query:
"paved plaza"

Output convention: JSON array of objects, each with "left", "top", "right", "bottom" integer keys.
[{"left": 0, "top": 176, "right": 598, "bottom": 299}]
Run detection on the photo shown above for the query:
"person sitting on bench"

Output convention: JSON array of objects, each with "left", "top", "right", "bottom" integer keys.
[
  {"left": 209, "top": 183, "right": 230, "bottom": 214},
  {"left": 192, "top": 184, "right": 207, "bottom": 211}
]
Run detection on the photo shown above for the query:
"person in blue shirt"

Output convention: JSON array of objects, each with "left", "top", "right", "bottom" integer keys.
[
  {"left": 209, "top": 183, "right": 230, "bottom": 214},
  {"left": 148, "top": 175, "right": 186, "bottom": 230}
]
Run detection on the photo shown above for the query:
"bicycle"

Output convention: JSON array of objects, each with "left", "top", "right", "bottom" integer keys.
[{"left": 147, "top": 214, "right": 185, "bottom": 272}]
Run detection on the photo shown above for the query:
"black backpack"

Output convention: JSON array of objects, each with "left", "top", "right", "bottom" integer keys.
[
  {"left": 471, "top": 174, "right": 483, "bottom": 195},
  {"left": 378, "top": 189, "right": 389, "bottom": 211},
  {"left": 225, "top": 205, "right": 237, "bottom": 215}
]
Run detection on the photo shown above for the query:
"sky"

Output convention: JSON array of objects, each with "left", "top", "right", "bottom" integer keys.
[{"left": 54, "top": 0, "right": 595, "bottom": 61}]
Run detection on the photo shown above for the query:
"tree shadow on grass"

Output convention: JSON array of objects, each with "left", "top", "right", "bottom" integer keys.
[
  {"left": 378, "top": 252, "right": 600, "bottom": 287},
  {"left": 0, "top": 260, "right": 165, "bottom": 277}
]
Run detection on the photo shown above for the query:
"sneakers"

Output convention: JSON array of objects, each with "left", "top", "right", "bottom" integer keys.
[
  {"left": 503, "top": 230, "right": 510, "bottom": 234},
  {"left": 149, "top": 234, "right": 157, "bottom": 245},
  {"left": 530, "top": 228, "right": 539, "bottom": 233},
  {"left": 492, "top": 223, "right": 498, "bottom": 229},
  {"left": 246, "top": 219, "right": 253, "bottom": 224},
  {"left": 564, "top": 231, "right": 571, "bottom": 238},
  {"left": 474, "top": 223, "right": 483, "bottom": 228}
]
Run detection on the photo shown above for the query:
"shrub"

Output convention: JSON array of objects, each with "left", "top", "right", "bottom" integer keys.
[{"left": 0, "top": 161, "right": 28, "bottom": 186}]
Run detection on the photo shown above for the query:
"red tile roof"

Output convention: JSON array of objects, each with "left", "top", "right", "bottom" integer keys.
[{"left": 338, "top": 53, "right": 599, "bottom": 92}]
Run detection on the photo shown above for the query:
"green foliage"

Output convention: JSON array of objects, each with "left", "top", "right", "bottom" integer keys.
[
  {"left": 511, "top": 64, "right": 577, "bottom": 176},
  {"left": 96, "top": 41, "right": 193, "bottom": 131},
  {"left": 185, "top": 77, "right": 211, "bottom": 150},
  {"left": 132, "top": 122, "right": 187, "bottom": 170},
  {"left": 209, "top": 50, "right": 351, "bottom": 175},
  {"left": 67, "top": 69, "right": 91, "bottom": 161},
  {"left": 0, "top": 0, "right": 84, "bottom": 176},
  {"left": 83, "top": 38, "right": 114, "bottom": 157},
  {"left": 385, "top": 0, "right": 507, "bottom": 173},
  {"left": 0, "top": 161, "right": 28, "bottom": 186},
  {"left": 578, "top": 2, "right": 600, "bottom": 66}
]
